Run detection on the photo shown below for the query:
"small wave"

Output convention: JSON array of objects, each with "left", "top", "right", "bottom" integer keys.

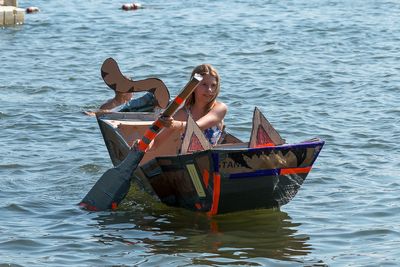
[
  {"left": 0, "top": 111, "right": 11, "bottom": 119},
  {"left": 79, "top": 164, "right": 103, "bottom": 173},
  {"left": 350, "top": 228, "right": 400, "bottom": 238},
  {"left": 3, "top": 203, "right": 32, "bottom": 213},
  {"left": 0, "top": 239, "right": 44, "bottom": 250},
  {"left": 0, "top": 163, "right": 25, "bottom": 169},
  {"left": 0, "top": 261, "right": 24, "bottom": 267},
  {"left": 30, "top": 86, "right": 56, "bottom": 94}
]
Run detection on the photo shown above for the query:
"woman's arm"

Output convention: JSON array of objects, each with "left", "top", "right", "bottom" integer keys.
[
  {"left": 148, "top": 102, "right": 227, "bottom": 149},
  {"left": 195, "top": 102, "right": 228, "bottom": 130},
  {"left": 145, "top": 109, "right": 187, "bottom": 150},
  {"left": 156, "top": 102, "right": 228, "bottom": 132}
]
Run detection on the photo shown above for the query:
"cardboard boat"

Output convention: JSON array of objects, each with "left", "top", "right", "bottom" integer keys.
[{"left": 96, "top": 105, "right": 324, "bottom": 215}]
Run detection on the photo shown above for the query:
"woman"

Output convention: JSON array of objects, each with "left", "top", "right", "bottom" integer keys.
[{"left": 144, "top": 64, "right": 227, "bottom": 156}]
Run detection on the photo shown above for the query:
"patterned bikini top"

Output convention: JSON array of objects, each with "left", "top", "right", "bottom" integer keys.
[
  {"left": 203, "top": 126, "right": 223, "bottom": 145},
  {"left": 185, "top": 108, "right": 223, "bottom": 146}
]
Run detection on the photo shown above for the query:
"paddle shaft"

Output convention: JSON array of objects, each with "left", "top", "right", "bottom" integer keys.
[{"left": 136, "top": 73, "right": 202, "bottom": 152}]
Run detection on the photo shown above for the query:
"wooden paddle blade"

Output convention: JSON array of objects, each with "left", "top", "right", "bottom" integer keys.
[
  {"left": 79, "top": 149, "right": 145, "bottom": 211},
  {"left": 79, "top": 168, "right": 131, "bottom": 211}
]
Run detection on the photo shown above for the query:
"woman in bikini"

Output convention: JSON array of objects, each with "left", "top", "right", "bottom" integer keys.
[{"left": 146, "top": 63, "right": 227, "bottom": 155}]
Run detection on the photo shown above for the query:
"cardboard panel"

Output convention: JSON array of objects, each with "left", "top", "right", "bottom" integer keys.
[
  {"left": 141, "top": 130, "right": 181, "bottom": 164},
  {"left": 181, "top": 115, "right": 211, "bottom": 154},
  {"left": 117, "top": 122, "right": 152, "bottom": 146},
  {"left": 249, "top": 107, "right": 285, "bottom": 148}
]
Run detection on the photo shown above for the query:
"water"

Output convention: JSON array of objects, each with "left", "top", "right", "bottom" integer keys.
[{"left": 1, "top": 0, "right": 399, "bottom": 266}]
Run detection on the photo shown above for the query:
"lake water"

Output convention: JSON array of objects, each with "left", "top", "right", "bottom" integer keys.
[{"left": 1, "top": 0, "right": 399, "bottom": 266}]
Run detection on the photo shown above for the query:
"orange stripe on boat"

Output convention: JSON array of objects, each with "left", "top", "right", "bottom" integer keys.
[
  {"left": 207, "top": 172, "right": 220, "bottom": 216},
  {"left": 79, "top": 202, "right": 98, "bottom": 211},
  {"left": 175, "top": 96, "right": 184, "bottom": 105},
  {"left": 202, "top": 169, "right": 209, "bottom": 188},
  {"left": 280, "top": 166, "right": 312, "bottom": 175},
  {"left": 255, "top": 143, "right": 275, "bottom": 148}
]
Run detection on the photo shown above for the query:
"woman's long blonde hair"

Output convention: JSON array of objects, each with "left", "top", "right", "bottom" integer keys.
[{"left": 186, "top": 64, "right": 220, "bottom": 112}]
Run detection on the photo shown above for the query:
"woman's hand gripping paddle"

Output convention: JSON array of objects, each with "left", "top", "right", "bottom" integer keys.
[{"left": 79, "top": 74, "right": 202, "bottom": 211}]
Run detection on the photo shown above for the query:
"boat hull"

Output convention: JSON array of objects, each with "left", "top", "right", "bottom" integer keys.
[
  {"left": 139, "top": 140, "right": 324, "bottom": 214},
  {"left": 95, "top": 109, "right": 324, "bottom": 214}
]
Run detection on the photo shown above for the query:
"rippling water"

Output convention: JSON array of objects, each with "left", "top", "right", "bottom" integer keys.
[{"left": 1, "top": 0, "right": 399, "bottom": 266}]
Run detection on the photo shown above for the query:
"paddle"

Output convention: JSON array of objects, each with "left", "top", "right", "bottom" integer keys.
[{"left": 79, "top": 74, "right": 202, "bottom": 211}]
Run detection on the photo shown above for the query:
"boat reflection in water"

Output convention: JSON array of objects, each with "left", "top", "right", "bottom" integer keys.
[{"left": 93, "top": 187, "right": 315, "bottom": 265}]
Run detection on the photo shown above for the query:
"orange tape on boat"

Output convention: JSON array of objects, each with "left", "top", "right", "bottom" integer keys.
[
  {"left": 254, "top": 143, "right": 275, "bottom": 148},
  {"left": 280, "top": 166, "right": 312, "bottom": 175},
  {"left": 202, "top": 169, "right": 210, "bottom": 188},
  {"left": 229, "top": 166, "right": 312, "bottom": 179},
  {"left": 207, "top": 172, "right": 221, "bottom": 216},
  {"left": 195, "top": 203, "right": 202, "bottom": 210}
]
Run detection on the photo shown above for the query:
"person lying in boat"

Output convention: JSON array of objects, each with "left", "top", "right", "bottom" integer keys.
[
  {"left": 99, "top": 91, "right": 133, "bottom": 110},
  {"left": 84, "top": 90, "right": 158, "bottom": 116},
  {"left": 140, "top": 63, "right": 228, "bottom": 158},
  {"left": 84, "top": 90, "right": 132, "bottom": 116}
]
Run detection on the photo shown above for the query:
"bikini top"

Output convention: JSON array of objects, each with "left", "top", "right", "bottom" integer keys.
[
  {"left": 203, "top": 126, "right": 223, "bottom": 145},
  {"left": 185, "top": 107, "right": 223, "bottom": 146}
]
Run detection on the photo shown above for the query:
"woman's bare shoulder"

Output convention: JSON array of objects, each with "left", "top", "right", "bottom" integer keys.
[{"left": 214, "top": 101, "right": 228, "bottom": 112}]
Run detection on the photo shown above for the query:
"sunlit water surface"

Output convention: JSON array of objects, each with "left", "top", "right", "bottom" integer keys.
[{"left": 1, "top": 0, "right": 399, "bottom": 266}]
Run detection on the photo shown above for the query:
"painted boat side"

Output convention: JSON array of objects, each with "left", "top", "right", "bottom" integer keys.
[
  {"left": 140, "top": 140, "right": 324, "bottom": 214},
  {"left": 96, "top": 110, "right": 325, "bottom": 214}
]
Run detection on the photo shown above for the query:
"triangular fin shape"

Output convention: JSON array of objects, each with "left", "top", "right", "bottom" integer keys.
[
  {"left": 249, "top": 107, "right": 285, "bottom": 148},
  {"left": 188, "top": 133, "right": 204, "bottom": 152},
  {"left": 256, "top": 125, "right": 274, "bottom": 145},
  {"left": 181, "top": 114, "right": 212, "bottom": 154}
]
